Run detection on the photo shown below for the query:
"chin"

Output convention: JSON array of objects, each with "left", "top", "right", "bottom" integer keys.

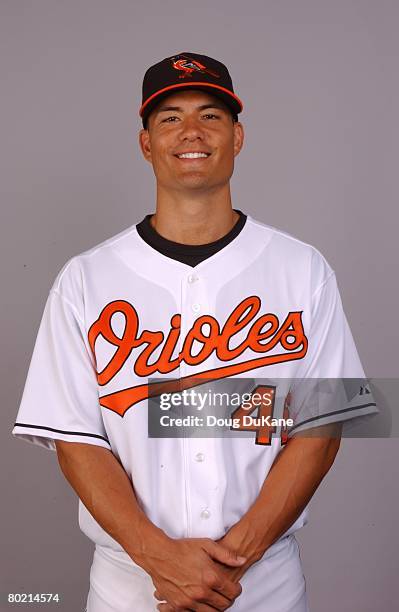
[
  {"left": 180, "top": 179, "right": 213, "bottom": 191},
  {"left": 177, "top": 173, "right": 212, "bottom": 186}
]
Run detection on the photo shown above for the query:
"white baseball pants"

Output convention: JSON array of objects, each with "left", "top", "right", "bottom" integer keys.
[{"left": 85, "top": 534, "right": 309, "bottom": 612}]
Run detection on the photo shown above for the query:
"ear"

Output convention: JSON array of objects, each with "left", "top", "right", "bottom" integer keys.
[
  {"left": 233, "top": 121, "right": 244, "bottom": 157},
  {"left": 139, "top": 128, "right": 152, "bottom": 163}
]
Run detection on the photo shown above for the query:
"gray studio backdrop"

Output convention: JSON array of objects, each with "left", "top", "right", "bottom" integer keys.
[{"left": 1, "top": 1, "right": 398, "bottom": 611}]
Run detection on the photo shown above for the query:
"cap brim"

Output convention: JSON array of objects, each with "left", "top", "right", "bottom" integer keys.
[{"left": 139, "top": 82, "right": 243, "bottom": 124}]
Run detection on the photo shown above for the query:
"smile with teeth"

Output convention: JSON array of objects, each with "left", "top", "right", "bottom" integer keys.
[{"left": 176, "top": 152, "right": 210, "bottom": 159}]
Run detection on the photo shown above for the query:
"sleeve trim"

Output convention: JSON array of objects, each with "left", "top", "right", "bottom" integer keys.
[
  {"left": 14, "top": 422, "right": 110, "bottom": 445},
  {"left": 289, "top": 401, "right": 377, "bottom": 433}
]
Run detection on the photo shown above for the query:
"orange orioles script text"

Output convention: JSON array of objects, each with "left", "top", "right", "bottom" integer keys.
[{"left": 88, "top": 295, "right": 308, "bottom": 416}]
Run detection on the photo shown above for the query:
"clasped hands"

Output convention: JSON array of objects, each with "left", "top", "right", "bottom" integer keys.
[{"left": 137, "top": 520, "right": 265, "bottom": 612}]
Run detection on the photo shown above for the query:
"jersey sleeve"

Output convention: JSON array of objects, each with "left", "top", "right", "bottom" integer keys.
[
  {"left": 12, "top": 264, "right": 111, "bottom": 451},
  {"left": 287, "top": 266, "right": 378, "bottom": 436}
]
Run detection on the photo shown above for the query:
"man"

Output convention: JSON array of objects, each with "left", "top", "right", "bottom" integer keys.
[{"left": 12, "top": 53, "right": 377, "bottom": 611}]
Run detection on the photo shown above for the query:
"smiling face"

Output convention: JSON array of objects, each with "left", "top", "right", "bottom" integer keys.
[{"left": 139, "top": 89, "right": 244, "bottom": 194}]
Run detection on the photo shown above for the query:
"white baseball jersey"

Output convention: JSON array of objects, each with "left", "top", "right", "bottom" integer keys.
[{"left": 12, "top": 214, "right": 377, "bottom": 610}]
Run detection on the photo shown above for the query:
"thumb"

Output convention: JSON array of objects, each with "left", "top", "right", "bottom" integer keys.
[{"left": 203, "top": 540, "right": 247, "bottom": 567}]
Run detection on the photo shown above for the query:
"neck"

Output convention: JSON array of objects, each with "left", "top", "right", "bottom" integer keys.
[{"left": 151, "top": 183, "right": 238, "bottom": 245}]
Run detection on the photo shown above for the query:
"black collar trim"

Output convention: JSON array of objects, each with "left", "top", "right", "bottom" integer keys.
[{"left": 136, "top": 209, "right": 247, "bottom": 267}]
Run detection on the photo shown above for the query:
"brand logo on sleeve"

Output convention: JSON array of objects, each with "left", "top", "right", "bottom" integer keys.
[{"left": 88, "top": 295, "right": 308, "bottom": 417}]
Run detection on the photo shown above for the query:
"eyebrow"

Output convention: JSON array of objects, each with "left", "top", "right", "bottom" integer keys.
[{"left": 155, "top": 103, "right": 228, "bottom": 115}]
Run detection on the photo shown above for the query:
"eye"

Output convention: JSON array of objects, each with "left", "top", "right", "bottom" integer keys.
[{"left": 160, "top": 113, "right": 220, "bottom": 124}]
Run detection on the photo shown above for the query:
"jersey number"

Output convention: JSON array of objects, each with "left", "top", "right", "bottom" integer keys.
[{"left": 230, "top": 385, "right": 290, "bottom": 446}]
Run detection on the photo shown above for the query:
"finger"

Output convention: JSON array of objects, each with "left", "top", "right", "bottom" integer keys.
[
  {"left": 156, "top": 604, "right": 175, "bottom": 611},
  {"left": 220, "top": 566, "right": 245, "bottom": 586},
  {"left": 219, "top": 558, "right": 249, "bottom": 582},
  {"left": 203, "top": 540, "right": 246, "bottom": 568},
  {"left": 205, "top": 589, "right": 235, "bottom": 611},
  {"left": 154, "top": 590, "right": 172, "bottom": 604},
  {"left": 218, "top": 575, "right": 243, "bottom": 600},
  {"left": 202, "top": 570, "right": 242, "bottom": 603}
]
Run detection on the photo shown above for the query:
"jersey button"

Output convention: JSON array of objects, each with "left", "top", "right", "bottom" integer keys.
[
  {"left": 195, "top": 452, "right": 205, "bottom": 462},
  {"left": 200, "top": 509, "right": 211, "bottom": 519},
  {"left": 192, "top": 303, "right": 201, "bottom": 313},
  {"left": 188, "top": 274, "right": 199, "bottom": 284}
]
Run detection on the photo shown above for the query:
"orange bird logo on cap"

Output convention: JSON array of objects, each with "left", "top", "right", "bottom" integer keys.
[{"left": 170, "top": 54, "right": 220, "bottom": 79}]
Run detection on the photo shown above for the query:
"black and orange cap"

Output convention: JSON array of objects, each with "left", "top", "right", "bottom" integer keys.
[{"left": 139, "top": 52, "right": 243, "bottom": 128}]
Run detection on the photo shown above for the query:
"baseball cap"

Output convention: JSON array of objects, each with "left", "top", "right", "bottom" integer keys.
[{"left": 139, "top": 52, "right": 243, "bottom": 128}]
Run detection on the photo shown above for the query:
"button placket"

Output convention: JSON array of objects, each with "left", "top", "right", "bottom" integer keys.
[
  {"left": 186, "top": 273, "right": 203, "bottom": 315},
  {"left": 187, "top": 273, "right": 199, "bottom": 284},
  {"left": 180, "top": 272, "right": 217, "bottom": 535}
]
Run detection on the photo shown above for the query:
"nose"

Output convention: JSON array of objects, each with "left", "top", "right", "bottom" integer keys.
[{"left": 178, "top": 115, "right": 206, "bottom": 141}]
